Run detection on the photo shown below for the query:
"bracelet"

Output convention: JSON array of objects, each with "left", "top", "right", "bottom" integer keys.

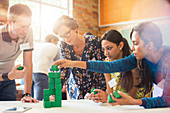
[
  {"left": 2, "top": 73, "right": 10, "bottom": 81},
  {"left": 22, "top": 93, "right": 31, "bottom": 98}
]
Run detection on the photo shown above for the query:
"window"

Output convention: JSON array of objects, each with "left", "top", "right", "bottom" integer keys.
[{"left": 9, "top": 0, "right": 71, "bottom": 42}]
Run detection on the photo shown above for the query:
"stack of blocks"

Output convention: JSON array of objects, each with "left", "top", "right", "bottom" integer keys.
[{"left": 43, "top": 65, "right": 62, "bottom": 108}]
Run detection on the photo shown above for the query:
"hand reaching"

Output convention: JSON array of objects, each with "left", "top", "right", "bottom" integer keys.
[{"left": 53, "top": 59, "right": 72, "bottom": 69}]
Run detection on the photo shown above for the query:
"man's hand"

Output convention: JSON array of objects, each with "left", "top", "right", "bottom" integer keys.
[
  {"left": 21, "top": 96, "right": 39, "bottom": 103},
  {"left": 8, "top": 64, "right": 25, "bottom": 80}
]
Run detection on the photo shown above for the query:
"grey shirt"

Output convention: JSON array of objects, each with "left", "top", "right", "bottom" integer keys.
[{"left": 0, "top": 24, "right": 33, "bottom": 73}]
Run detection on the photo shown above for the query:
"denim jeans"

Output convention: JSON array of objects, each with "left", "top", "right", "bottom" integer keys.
[
  {"left": 0, "top": 80, "right": 16, "bottom": 101},
  {"left": 31, "top": 73, "right": 49, "bottom": 100}
]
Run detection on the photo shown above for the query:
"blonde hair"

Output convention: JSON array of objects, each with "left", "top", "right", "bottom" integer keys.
[
  {"left": 8, "top": 4, "right": 32, "bottom": 22},
  {"left": 53, "top": 15, "right": 78, "bottom": 35}
]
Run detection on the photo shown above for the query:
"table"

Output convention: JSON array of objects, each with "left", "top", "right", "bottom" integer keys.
[{"left": 0, "top": 100, "right": 169, "bottom": 113}]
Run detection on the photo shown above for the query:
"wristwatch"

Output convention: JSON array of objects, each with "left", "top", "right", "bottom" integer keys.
[
  {"left": 22, "top": 93, "right": 31, "bottom": 98},
  {"left": 2, "top": 73, "right": 10, "bottom": 81}
]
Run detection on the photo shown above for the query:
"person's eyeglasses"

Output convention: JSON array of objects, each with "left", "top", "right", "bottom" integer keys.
[{"left": 59, "top": 29, "right": 71, "bottom": 39}]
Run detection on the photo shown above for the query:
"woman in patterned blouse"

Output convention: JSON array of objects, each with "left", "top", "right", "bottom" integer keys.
[
  {"left": 86, "top": 29, "right": 152, "bottom": 103},
  {"left": 54, "top": 22, "right": 170, "bottom": 108},
  {"left": 53, "top": 15, "right": 106, "bottom": 99}
]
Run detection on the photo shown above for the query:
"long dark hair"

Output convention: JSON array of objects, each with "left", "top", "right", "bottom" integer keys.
[
  {"left": 100, "top": 29, "right": 134, "bottom": 92},
  {"left": 100, "top": 29, "right": 131, "bottom": 57},
  {"left": 130, "top": 22, "right": 161, "bottom": 94}
]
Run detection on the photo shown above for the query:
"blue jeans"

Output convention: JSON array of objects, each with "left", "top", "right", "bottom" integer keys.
[
  {"left": 31, "top": 73, "right": 49, "bottom": 100},
  {"left": 0, "top": 80, "right": 16, "bottom": 101}
]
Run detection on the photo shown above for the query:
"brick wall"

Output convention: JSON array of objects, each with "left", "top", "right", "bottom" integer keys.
[
  {"left": 0, "top": 0, "right": 9, "bottom": 25},
  {"left": 72, "top": 0, "right": 126, "bottom": 38},
  {"left": 72, "top": 0, "right": 131, "bottom": 38},
  {"left": 73, "top": 0, "right": 100, "bottom": 37}
]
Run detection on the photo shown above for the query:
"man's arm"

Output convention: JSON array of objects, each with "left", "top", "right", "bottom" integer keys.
[
  {"left": 23, "top": 50, "right": 32, "bottom": 94},
  {"left": 21, "top": 50, "right": 38, "bottom": 103}
]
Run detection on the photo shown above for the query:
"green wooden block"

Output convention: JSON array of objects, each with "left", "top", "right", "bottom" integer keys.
[
  {"left": 43, "top": 89, "right": 49, "bottom": 96},
  {"left": 44, "top": 95, "right": 49, "bottom": 101},
  {"left": 49, "top": 72, "right": 61, "bottom": 78},
  {"left": 49, "top": 78, "right": 55, "bottom": 84},
  {"left": 51, "top": 65, "right": 59, "bottom": 71},
  {"left": 55, "top": 78, "right": 61, "bottom": 84},
  {"left": 51, "top": 101, "right": 57, "bottom": 107},
  {"left": 49, "top": 83, "right": 55, "bottom": 89},
  {"left": 17, "top": 66, "right": 23, "bottom": 70},
  {"left": 56, "top": 101, "right": 62, "bottom": 107},
  {"left": 91, "top": 88, "right": 98, "bottom": 94},
  {"left": 113, "top": 90, "right": 122, "bottom": 98},
  {"left": 49, "top": 89, "right": 55, "bottom": 95},
  {"left": 55, "top": 88, "right": 62, "bottom": 93},
  {"left": 43, "top": 101, "right": 51, "bottom": 108},
  {"left": 55, "top": 92, "right": 62, "bottom": 98},
  {"left": 55, "top": 84, "right": 62, "bottom": 90},
  {"left": 107, "top": 94, "right": 115, "bottom": 103},
  {"left": 43, "top": 89, "right": 49, "bottom": 101},
  {"left": 55, "top": 96, "right": 62, "bottom": 101}
]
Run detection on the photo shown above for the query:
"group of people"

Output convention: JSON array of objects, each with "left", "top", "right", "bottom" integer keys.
[
  {"left": 54, "top": 21, "right": 170, "bottom": 108},
  {"left": 0, "top": 3, "right": 169, "bottom": 109}
]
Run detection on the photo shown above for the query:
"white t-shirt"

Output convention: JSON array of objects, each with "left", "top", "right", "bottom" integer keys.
[{"left": 33, "top": 42, "right": 60, "bottom": 75}]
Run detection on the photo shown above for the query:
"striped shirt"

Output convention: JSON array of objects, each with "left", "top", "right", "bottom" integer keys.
[{"left": 86, "top": 47, "right": 170, "bottom": 108}]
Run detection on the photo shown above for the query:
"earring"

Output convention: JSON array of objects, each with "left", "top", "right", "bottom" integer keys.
[{"left": 120, "top": 48, "right": 122, "bottom": 50}]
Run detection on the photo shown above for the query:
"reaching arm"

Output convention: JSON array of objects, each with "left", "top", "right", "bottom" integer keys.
[
  {"left": 53, "top": 60, "right": 86, "bottom": 69},
  {"left": 86, "top": 54, "right": 137, "bottom": 73},
  {"left": 54, "top": 54, "right": 137, "bottom": 73}
]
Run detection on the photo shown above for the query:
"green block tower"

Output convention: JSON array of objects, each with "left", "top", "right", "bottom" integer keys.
[{"left": 43, "top": 65, "right": 62, "bottom": 108}]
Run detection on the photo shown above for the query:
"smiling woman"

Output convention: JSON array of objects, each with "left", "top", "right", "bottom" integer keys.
[{"left": 53, "top": 15, "right": 106, "bottom": 99}]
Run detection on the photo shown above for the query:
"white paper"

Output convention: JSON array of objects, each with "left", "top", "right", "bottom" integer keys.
[
  {"left": 20, "top": 43, "right": 30, "bottom": 51},
  {"left": 108, "top": 78, "right": 116, "bottom": 88}
]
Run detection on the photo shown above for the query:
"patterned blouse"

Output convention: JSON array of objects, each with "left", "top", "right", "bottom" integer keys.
[
  {"left": 105, "top": 58, "right": 152, "bottom": 99},
  {"left": 60, "top": 35, "right": 106, "bottom": 99},
  {"left": 86, "top": 46, "right": 170, "bottom": 108}
]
